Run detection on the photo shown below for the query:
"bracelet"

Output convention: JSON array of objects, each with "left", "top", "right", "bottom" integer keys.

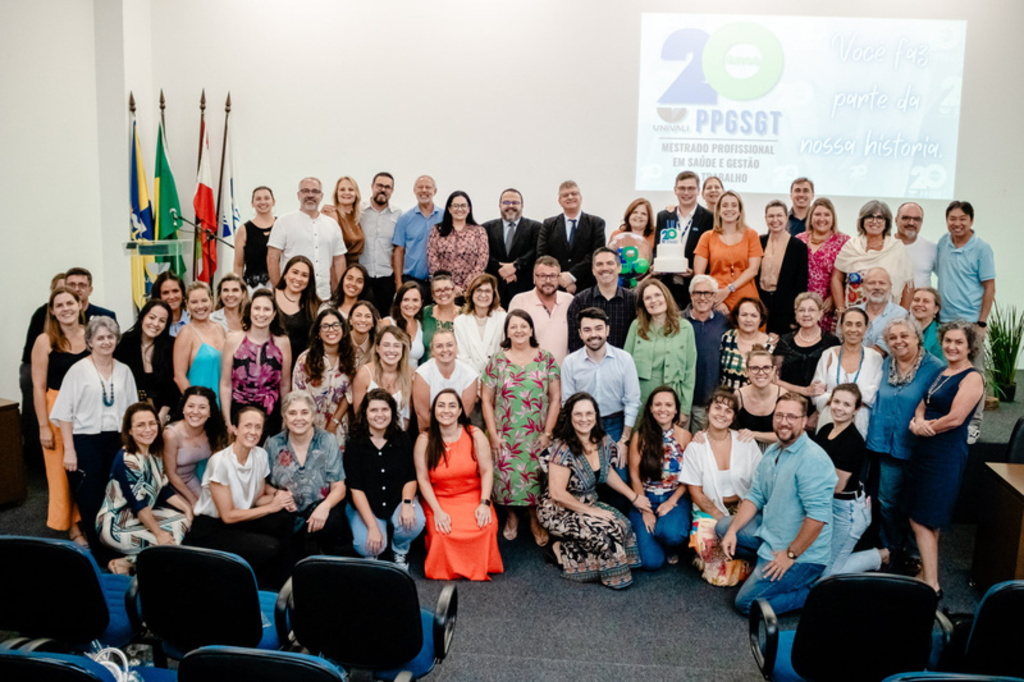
[{"left": 728, "top": 283, "right": 736, "bottom": 293}]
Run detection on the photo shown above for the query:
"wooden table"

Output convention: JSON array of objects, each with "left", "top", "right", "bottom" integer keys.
[
  {"left": 973, "top": 463, "right": 1024, "bottom": 590},
  {"left": 0, "top": 398, "right": 27, "bottom": 505}
]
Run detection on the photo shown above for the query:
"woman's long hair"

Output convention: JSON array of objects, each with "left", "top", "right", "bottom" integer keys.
[
  {"left": 172, "top": 386, "right": 228, "bottom": 450},
  {"left": 121, "top": 402, "right": 165, "bottom": 455},
  {"left": 276, "top": 255, "right": 320, "bottom": 321},
  {"left": 370, "top": 326, "right": 412, "bottom": 410},
  {"left": 552, "top": 392, "right": 606, "bottom": 457},
  {"left": 425, "top": 388, "right": 475, "bottom": 471},
  {"left": 390, "top": 281, "right": 424, "bottom": 335},
  {"left": 330, "top": 263, "right": 371, "bottom": 308},
  {"left": 116, "top": 299, "right": 174, "bottom": 387},
  {"left": 634, "top": 278, "right": 680, "bottom": 340},
  {"left": 437, "top": 191, "right": 477, "bottom": 237},
  {"left": 242, "top": 289, "right": 287, "bottom": 335},
  {"left": 44, "top": 287, "right": 85, "bottom": 352},
  {"left": 304, "top": 308, "right": 356, "bottom": 386},
  {"left": 636, "top": 386, "right": 680, "bottom": 483}
]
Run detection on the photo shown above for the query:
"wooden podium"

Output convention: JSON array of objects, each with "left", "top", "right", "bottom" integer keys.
[
  {"left": 0, "top": 398, "right": 27, "bottom": 505},
  {"left": 972, "top": 463, "right": 1024, "bottom": 590}
]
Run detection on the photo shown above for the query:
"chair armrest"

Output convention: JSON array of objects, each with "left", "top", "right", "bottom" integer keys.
[
  {"left": 393, "top": 672, "right": 414, "bottom": 682},
  {"left": 749, "top": 597, "right": 779, "bottom": 680},
  {"left": 275, "top": 578, "right": 293, "bottom": 649},
  {"left": 125, "top": 577, "right": 143, "bottom": 632},
  {"left": 433, "top": 584, "right": 458, "bottom": 662}
]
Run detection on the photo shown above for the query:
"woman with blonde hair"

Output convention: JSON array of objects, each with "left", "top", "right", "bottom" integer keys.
[
  {"left": 322, "top": 175, "right": 365, "bottom": 266},
  {"left": 173, "top": 282, "right": 227, "bottom": 403},
  {"left": 352, "top": 325, "right": 414, "bottom": 430},
  {"left": 693, "top": 190, "right": 763, "bottom": 311},
  {"left": 211, "top": 273, "right": 249, "bottom": 333}
]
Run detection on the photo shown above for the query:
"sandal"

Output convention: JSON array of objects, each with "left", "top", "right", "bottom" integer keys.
[
  {"left": 502, "top": 512, "right": 519, "bottom": 541},
  {"left": 531, "top": 525, "right": 550, "bottom": 548},
  {"left": 68, "top": 526, "right": 89, "bottom": 548},
  {"left": 107, "top": 558, "right": 133, "bottom": 575}
]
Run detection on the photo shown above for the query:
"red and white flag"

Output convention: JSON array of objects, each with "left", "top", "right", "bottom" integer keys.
[{"left": 193, "top": 123, "right": 217, "bottom": 283}]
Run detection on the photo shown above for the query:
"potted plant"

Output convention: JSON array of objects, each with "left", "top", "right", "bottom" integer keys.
[{"left": 986, "top": 304, "right": 1024, "bottom": 402}]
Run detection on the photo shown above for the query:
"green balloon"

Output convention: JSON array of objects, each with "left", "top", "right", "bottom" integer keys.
[
  {"left": 629, "top": 278, "right": 638, "bottom": 288},
  {"left": 634, "top": 258, "right": 650, "bottom": 275},
  {"left": 621, "top": 246, "right": 639, "bottom": 262}
]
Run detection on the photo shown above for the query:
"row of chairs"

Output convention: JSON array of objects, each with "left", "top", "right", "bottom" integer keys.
[
  {"left": 0, "top": 536, "right": 457, "bottom": 680},
  {"left": 748, "top": 573, "right": 1024, "bottom": 682}
]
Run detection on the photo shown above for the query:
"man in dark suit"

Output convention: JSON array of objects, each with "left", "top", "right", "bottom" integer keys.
[
  {"left": 654, "top": 170, "right": 714, "bottom": 309},
  {"left": 482, "top": 188, "right": 540, "bottom": 305},
  {"left": 537, "top": 180, "right": 606, "bottom": 293}
]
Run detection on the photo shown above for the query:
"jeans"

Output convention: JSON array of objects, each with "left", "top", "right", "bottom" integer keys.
[
  {"left": 823, "top": 494, "right": 881, "bottom": 577},
  {"left": 878, "top": 454, "right": 918, "bottom": 557},
  {"left": 715, "top": 512, "right": 763, "bottom": 564},
  {"left": 347, "top": 501, "right": 426, "bottom": 557},
  {"left": 629, "top": 489, "right": 691, "bottom": 570},
  {"left": 718, "top": 512, "right": 825, "bottom": 615},
  {"left": 597, "top": 415, "right": 629, "bottom": 514},
  {"left": 734, "top": 558, "right": 825, "bottom": 616}
]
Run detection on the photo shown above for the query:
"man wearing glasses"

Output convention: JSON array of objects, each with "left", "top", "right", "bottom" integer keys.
[
  {"left": 895, "top": 202, "right": 936, "bottom": 289},
  {"left": 654, "top": 170, "right": 714, "bottom": 309},
  {"left": 508, "top": 256, "right": 574, "bottom": 365},
  {"left": 719, "top": 394, "right": 837, "bottom": 616},
  {"left": 267, "top": 176, "right": 348, "bottom": 301},
  {"left": 483, "top": 188, "right": 540, "bottom": 303},
  {"left": 683, "top": 274, "right": 729, "bottom": 431},
  {"left": 359, "top": 172, "right": 402, "bottom": 309}
]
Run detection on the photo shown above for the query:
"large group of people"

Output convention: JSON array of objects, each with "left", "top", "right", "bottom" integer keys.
[{"left": 19, "top": 169, "right": 994, "bottom": 616}]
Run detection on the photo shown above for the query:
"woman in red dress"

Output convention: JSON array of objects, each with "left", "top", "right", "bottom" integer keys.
[{"left": 414, "top": 388, "right": 503, "bottom": 581}]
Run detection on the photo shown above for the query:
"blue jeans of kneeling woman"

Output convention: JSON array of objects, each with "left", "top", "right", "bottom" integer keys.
[
  {"left": 347, "top": 501, "right": 426, "bottom": 558},
  {"left": 629, "top": 489, "right": 691, "bottom": 570}
]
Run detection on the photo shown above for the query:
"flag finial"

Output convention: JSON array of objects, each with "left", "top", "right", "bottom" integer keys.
[{"left": 129, "top": 91, "right": 136, "bottom": 113}]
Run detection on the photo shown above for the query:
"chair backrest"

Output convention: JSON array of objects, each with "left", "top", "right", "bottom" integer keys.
[
  {"left": 135, "top": 545, "right": 265, "bottom": 654},
  {"left": 0, "top": 648, "right": 115, "bottom": 682},
  {"left": 791, "top": 574, "right": 938, "bottom": 682},
  {"left": 1007, "top": 418, "right": 1024, "bottom": 464},
  {"left": 289, "top": 556, "right": 424, "bottom": 668},
  {"left": 179, "top": 646, "right": 345, "bottom": 682},
  {"left": 963, "top": 580, "right": 1024, "bottom": 677},
  {"left": 0, "top": 536, "right": 110, "bottom": 644}
]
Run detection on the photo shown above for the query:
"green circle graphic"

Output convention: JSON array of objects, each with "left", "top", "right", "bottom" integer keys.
[{"left": 702, "top": 23, "right": 783, "bottom": 101}]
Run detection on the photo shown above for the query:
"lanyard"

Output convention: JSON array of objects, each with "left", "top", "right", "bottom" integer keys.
[{"left": 836, "top": 346, "right": 864, "bottom": 385}]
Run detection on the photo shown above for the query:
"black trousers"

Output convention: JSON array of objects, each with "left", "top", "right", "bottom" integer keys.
[
  {"left": 293, "top": 502, "right": 350, "bottom": 557},
  {"left": 67, "top": 431, "right": 121, "bottom": 550},
  {"left": 186, "top": 510, "right": 294, "bottom": 590},
  {"left": 367, "top": 276, "right": 396, "bottom": 314}
]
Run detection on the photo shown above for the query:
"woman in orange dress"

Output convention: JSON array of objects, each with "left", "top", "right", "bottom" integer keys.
[
  {"left": 414, "top": 388, "right": 503, "bottom": 581},
  {"left": 693, "top": 190, "right": 763, "bottom": 311}
]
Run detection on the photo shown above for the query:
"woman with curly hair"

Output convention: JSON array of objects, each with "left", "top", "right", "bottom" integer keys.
[
  {"left": 292, "top": 308, "right": 357, "bottom": 437},
  {"left": 537, "top": 392, "right": 650, "bottom": 589}
]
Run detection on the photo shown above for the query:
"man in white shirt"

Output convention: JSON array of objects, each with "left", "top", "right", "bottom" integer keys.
[
  {"left": 360, "top": 172, "right": 403, "bottom": 309},
  {"left": 654, "top": 170, "right": 713, "bottom": 309},
  {"left": 266, "top": 177, "right": 347, "bottom": 301},
  {"left": 895, "top": 202, "right": 936, "bottom": 289}
]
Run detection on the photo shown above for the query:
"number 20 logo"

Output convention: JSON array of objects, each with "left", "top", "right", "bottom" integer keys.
[{"left": 658, "top": 23, "right": 784, "bottom": 104}]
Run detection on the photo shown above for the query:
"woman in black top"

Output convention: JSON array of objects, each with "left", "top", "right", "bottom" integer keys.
[
  {"left": 814, "top": 383, "right": 887, "bottom": 577},
  {"left": 345, "top": 388, "right": 425, "bottom": 569},
  {"left": 233, "top": 186, "right": 276, "bottom": 290},
  {"left": 274, "top": 255, "right": 319, "bottom": 370},
  {"left": 734, "top": 349, "right": 781, "bottom": 450},
  {"left": 774, "top": 292, "right": 840, "bottom": 418},
  {"left": 115, "top": 300, "right": 179, "bottom": 423},
  {"left": 758, "top": 200, "right": 809, "bottom": 335}
]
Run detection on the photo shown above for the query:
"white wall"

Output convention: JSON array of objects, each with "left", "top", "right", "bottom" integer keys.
[{"left": 1, "top": 0, "right": 1022, "bottom": 402}]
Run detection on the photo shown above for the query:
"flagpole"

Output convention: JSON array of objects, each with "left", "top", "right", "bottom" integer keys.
[
  {"left": 192, "top": 89, "right": 206, "bottom": 280},
  {"left": 159, "top": 89, "right": 166, "bottom": 133},
  {"left": 215, "top": 93, "right": 231, "bottom": 228}
]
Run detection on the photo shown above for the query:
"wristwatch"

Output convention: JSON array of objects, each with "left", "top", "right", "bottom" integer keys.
[
  {"left": 786, "top": 548, "right": 799, "bottom": 560},
  {"left": 402, "top": 498, "right": 413, "bottom": 505},
  {"left": 977, "top": 320, "right": 988, "bottom": 328},
  {"left": 480, "top": 498, "right": 492, "bottom": 506}
]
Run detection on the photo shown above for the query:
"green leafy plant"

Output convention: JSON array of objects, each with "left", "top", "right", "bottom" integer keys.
[{"left": 986, "top": 304, "right": 1024, "bottom": 400}]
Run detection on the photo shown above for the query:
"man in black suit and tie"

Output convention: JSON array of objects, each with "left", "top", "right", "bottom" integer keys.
[
  {"left": 482, "top": 188, "right": 540, "bottom": 305},
  {"left": 654, "top": 170, "right": 714, "bottom": 309},
  {"left": 537, "top": 180, "right": 606, "bottom": 293}
]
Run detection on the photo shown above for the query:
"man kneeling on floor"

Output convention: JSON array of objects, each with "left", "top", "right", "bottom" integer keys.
[{"left": 718, "top": 393, "right": 837, "bottom": 615}]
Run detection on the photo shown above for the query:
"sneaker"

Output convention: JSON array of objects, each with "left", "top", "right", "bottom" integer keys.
[
  {"left": 393, "top": 551, "right": 409, "bottom": 571},
  {"left": 968, "top": 423, "right": 981, "bottom": 445}
]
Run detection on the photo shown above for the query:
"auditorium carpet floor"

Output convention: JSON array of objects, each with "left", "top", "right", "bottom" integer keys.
[{"left": 0, "top": 464, "right": 986, "bottom": 682}]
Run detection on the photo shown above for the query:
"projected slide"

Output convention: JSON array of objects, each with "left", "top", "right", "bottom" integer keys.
[{"left": 636, "top": 15, "right": 967, "bottom": 199}]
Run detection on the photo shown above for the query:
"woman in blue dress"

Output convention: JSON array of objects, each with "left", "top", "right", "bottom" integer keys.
[
  {"left": 173, "top": 282, "right": 226, "bottom": 405},
  {"left": 907, "top": 321, "right": 984, "bottom": 595}
]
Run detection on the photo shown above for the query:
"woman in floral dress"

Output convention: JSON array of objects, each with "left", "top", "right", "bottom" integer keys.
[
  {"left": 292, "top": 308, "right": 356, "bottom": 448},
  {"left": 481, "top": 310, "right": 561, "bottom": 545},
  {"left": 796, "top": 198, "right": 850, "bottom": 334},
  {"left": 538, "top": 392, "right": 648, "bottom": 589}
]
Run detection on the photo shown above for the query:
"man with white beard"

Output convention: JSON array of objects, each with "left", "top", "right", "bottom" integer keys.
[{"left": 854, "top": 267, "right": 908, "bottom": 356}]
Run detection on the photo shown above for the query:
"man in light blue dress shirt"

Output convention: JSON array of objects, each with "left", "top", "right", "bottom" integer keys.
[
  {"left": 719, "top": 393, "right": 837, "bottom": 616},
  {"left": 393, "top": 175, "right": 442, "bottom": 297}
]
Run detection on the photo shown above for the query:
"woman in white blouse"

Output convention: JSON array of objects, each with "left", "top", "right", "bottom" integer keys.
[
  {"left": 412, "top": 330, "right": 479, "bottom": 433},
  {"left": 811, "top": 307, "right": 884, "bottom": 437},
  {"left": 453, "top": 273, "right": 507, "bottom": 374},
  {"left": 51, "top": 316, "right": 137, "bottom": 550},
  {"left": 680, "top": 387, "right": 762, "bottom": 586}
]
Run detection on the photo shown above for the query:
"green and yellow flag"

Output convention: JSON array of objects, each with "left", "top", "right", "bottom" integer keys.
[{"left": 153, "top": 119, "right": 184, "bottom": 276}]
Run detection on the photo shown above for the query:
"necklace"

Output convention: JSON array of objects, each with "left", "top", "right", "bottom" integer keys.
[
  {"left": 94, "top": 363, "right": 115, "bottom": 407},
  {"left": 797, "top": 328, "right": 820, "bottom": 343},
  {"left": 926, "top": 373, "right": 954, "bottom": 404},
  {"left": 282, "top": 292, "right": 300, "bottom": 303},
  {"left": 707, "top": 429, "right": 731, "bottom": 443}
]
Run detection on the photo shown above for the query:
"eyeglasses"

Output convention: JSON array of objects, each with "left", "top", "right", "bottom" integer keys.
[
  {"left": 773, "top": 413, "right": 804, "bottom": 422},
  {"left": 450, "top": 204, "right": 469, "bottom": 211},
  {"left": 748, "top": 366, "right": 773, "bottom": 374},
  {"left": 501, "top": 200, "right": 522, "bottom": 207},
  {"left": 535, "top": 273, "right": 560, "bottom": 280},
  {"left": 433, "top": 286, "right": 455, "bottom": 294},
  {"left": 320, "top": 323, "right": 343, "bottom": 332},
  {"left": 864, "top": 215, "right": 886, "bottom": 222},
  {"left": 299, "top": 189, "right": 322, "bottom": 195},
  {"left": 692, "top": 291, "right": 715, "bottom": 298}
]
